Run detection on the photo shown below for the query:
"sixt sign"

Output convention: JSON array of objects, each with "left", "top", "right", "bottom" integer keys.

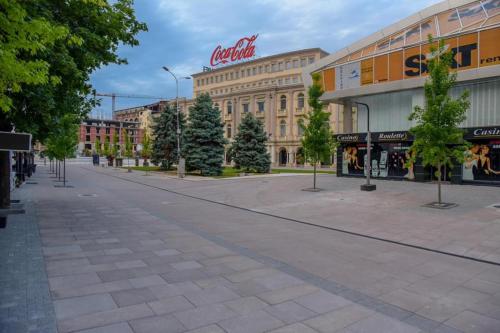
[{"left": 405, "top": 43, "right": 478, "bottom": 77}]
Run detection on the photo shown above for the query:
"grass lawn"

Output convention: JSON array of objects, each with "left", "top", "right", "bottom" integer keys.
[
  {"left": 271, "top": 168, "right": 336, "bottom": 175},
  {"left": 123, "top": 166, "right": 335, "bottom": 177}
]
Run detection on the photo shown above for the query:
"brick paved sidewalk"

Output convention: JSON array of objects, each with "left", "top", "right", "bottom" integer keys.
[{"left": 6, "top": 169, "right": 442, "bottom": 333}]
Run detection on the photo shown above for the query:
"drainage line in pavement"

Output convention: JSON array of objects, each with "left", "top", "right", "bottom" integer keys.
[{"left": 90, "top": 168, "right": 500, "bottom": 267}]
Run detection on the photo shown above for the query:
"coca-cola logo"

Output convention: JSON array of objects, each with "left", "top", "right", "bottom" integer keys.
[{"left": 210, "top": 35, "right": 258, "bottom": 67}]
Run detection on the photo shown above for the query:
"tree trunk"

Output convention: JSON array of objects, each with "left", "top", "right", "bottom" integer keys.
[
  {"left": 313, "top": 163, "right": 317, "bottom": 189},
  {"left": 437, "top": 162, "right": 442, "bottom": 205},
  {"left": 0, "top": 151, "right": 10, "bottom": 209},
  {"left": 63, "top": 158, "right": 66, "bottom": 187}
]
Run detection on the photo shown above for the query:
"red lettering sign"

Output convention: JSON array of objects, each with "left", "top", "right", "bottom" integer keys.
[{"left": 210, "top": 35, "right": 258, "bottom": 67}]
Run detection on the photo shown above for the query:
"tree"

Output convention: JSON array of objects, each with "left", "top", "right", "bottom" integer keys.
[
  {"left": 95, "top": 137, "right": 102, "bottom": 156},
  {"left": 123, "top": 129, "right": 133, "bottom": 171},
  {"left": 111, "top": 130, "right": 119, "bottom": 164},
  {"left": 0, "top": 0, "right": 146, "bottom": 217},
  {"left": 230, "top": 113, "right": 270, "bottom": 173},
  {"left": 141, "top": 132, "right": 152, "bottom": 166},
  {"left": 103, "top": 135, "right": 111, "bottom": 164},
  {"left": 184, "top": 93, "right": 226, "bottom": 176},
  {"left": 408, "top": 37, "right": 469, "bottom": 206},
  {"left": 151, "top": 103, "right": 185, "bottom": 170},
  {"left": 46, "top": 114, "right": 78, "bottom": 187},
  {"left": 301, "top": 73, "right": 335, "bottom": 190}
]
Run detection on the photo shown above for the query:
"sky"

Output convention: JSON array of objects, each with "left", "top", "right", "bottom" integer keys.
[{"left": 90, "top": 0, "right": 442, "bottom": 118}]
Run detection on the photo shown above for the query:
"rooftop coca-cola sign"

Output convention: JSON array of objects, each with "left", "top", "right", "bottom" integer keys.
[{"left": 210, "top": 35, "right": 258, "bottom": 67}]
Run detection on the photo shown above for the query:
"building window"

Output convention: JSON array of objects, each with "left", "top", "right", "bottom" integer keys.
[
  {"left": 227, "top": 101, "right": 232, "bottom": 115},
  {"left": 280, "top": 120, "right": 286, "bottom": 137},
  {"left": 210, "top": 76, "right": 214, "bottom": 83},
  {"left": 257, "top": 101, "right": 265, "bottom": 113},
  {"left": 225, "top": 73, "right": 228, "bottom": 80},
  {"left": 252, "top": 67, "right": 256, "bottom": 75},
  {"left": 293, "top": 59, "right": 299, "bottom": 68},
  {"left": 227, "top": 124, "right": 232, "bottom": 138},
  {"left": 258, "top": 66, "right": 262, "bottom": 74},
  {"left": 286, "top": 61, "right": 291, "bottom": 70},
  {"left": 241, "top": 69, "right": 245, "bottom": 77},
  {"left": 86, "top": 126, "right": 91, "bottom": 134},
  {"left": 298, "top": 119, "right": 304, "bottom": 136},
  {"left": 265, "top": 64, "right": 270, "bottom": 72},
  {"left": 215, "top": 76, "right": 218, "bottom": 83},
  {"left": 271, "top": 63, "right": 277, "bottom": 72},
  {"left": 230, "top": 72, "right": 233, "bottom": 80},
  {"left": 197, "top": 79, "right": 200, "bottom": 87},
  {"left": 86, "top": 135, "right": 90, "bottom": 142},
  {"left": 308, "top": 56, "right": 314, "bottom": 64},
  {"left": 278, "top": 62, "right": 283, "bottom": 71},
  {"left": 297, "top": 93, "right": 305, "bottom": 109},
  {"left": 301, "top": 58, "right": 306, "bottom": 67},
  {"left": 106, "top": 128, "right": 110, "bottom": 134},
  {"left": 242, "top": 103, "right": 249, "bottom": 113},
  {"left": 280, "top": 95, "right": 287, "bottom": 110},
  {"left": 278, "top": 79, "right": 283, "bottom": 85},
  {"left": 285, "top": 77, "right": 290, "bottom": 84},
  {"left": 247, "top": 68, "right": 251, "bottom": 76},
  {"left": 235, "top": 71, "right": 239, "bottom": 79},
  {"left": 214, "top": 103, "right": 219, "bottom": 110}
]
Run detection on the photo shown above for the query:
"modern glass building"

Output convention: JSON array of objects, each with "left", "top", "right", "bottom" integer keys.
[{"left": 304, "top": 0, "right": 500, "bottom": 185}]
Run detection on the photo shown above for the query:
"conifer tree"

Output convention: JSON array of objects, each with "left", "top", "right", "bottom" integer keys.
[
  {"left": 184, "top": 93, "right": 226, "bottom": 176},
  {"left": 408, "top": 37, "right": 470, "bottom": 206},
  {"left": 151, "top": 103, "right": 185, "bottom": 170},
  {"left": 231, "top": 113, "right": 270, "bottom": 173}
]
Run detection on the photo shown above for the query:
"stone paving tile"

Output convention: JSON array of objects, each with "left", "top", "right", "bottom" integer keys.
[
  {"left": 218, "top": 310, "right": 284, "bottom": 333},
  {"left": 49, "top": 272, "right": 101, "bottom": 290},
  {"left": 444, "top": 310, "right": 500, "bottom": 333},
  {"left": 304, "top": 304, "right": 375, "bottom": 333},
  {"left": 148, "top": 281, "right": 202, "bottom": 299},
  {"left": 173, "top": 303, "right": 237, "bottom": 330},
  {"left": 223, "top": 296, "right": 269, "bottom": 315},
  {"left": 342, "top": 314, "right": 421, "bottom": 333},
  {"left": 295, "top": 290, "right": 351, "bottom": 314},
  {"left": 171, "top": 260, "right": 204, "bottom": 271},
  {"left": 51, "top": 280, "right": 133, "bottom": 299},
  {"left": 265, "top": 301, "right": 317, "bottom": 324},
  {"left": 53, "top": 293, "right": 117, "bottom": 320},
  {"left": 57, "top": 303, "right": 153, "bottom": 333},
  {"left": 257, "top": 284, "right": 319, "bottom": 305},
  {"left": 111, "top": 287, "right": 157, "bottom": 307},
  {"left": 148, "top": 295, "right": 194, "bottom": 315},
  {"left": 227, "top": 280, "right": 271, "bottom": 297},
  {"left": 129, "top": 274, "right": 168, "bottom": 288},
  {"left": 128, "top": 314, "right": 186, "bottom": 333},
  {"left": 154, "top": 249, "right": 181, "bottom": 256},
  {"left": 115, "top": 259, "right": 147, "bottom": 269},
  {"left": 378, "top": 288, "right": 432, "bottom": 312},
  {"left": 224, "top": 268, "right": 278, "bottom": 283},
  {"left": 184, "top": 285, "right": 240, "bottom": 306},
  {"left": 185, "top": 324, "right": 226, "bottom": 333},
  {"left": 74, "top": 322, "right": 134, "bottom": 333},
  {"left": 268, "top": 323, "right": 319, "bottom": 333}
]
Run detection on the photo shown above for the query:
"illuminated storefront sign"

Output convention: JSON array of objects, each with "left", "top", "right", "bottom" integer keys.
[{"left": 210, "top": 35, "right": 258, "bottom": 67}]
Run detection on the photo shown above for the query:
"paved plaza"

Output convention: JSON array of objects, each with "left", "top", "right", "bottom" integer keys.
[{"left": 1, "top": 164, "right": 500, "bottom": 332}]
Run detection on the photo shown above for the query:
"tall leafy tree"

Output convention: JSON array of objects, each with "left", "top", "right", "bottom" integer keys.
[
  {"left": 103, "top": 135, "right": 111, "bottom": 163},
  {"left": 408, "top": 37, "right": 470, "bottom": 206},
  {"left": 230, "top": 113, "right": 270, "bottom": 173},
  {"left": 123, "top": 129, "right": 133, "bottom": 171},
  {"left": 95, "top": 137, "right": 102, "bottom": 155},
  {"left": 112, "top": 131, "right": 119, "bottom": 159},
  {"left": 184, "top": 93, "right": 226, "bottom": 176},
  {"left": 151, "top": 103, "right": 185, "bottom": 170},
  {"left": 0, "top": 0, "right": 146, "bottom": 213},
  {"left": 301, "top": 73, "right": 335, "bottom": 190}
]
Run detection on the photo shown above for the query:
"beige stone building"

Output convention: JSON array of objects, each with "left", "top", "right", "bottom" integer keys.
[
  {"left": 192, "top": 48, "right": 331, "bottom": 166},
  {"left": 114, "top": 48, "right": 344, "bottom": 167}
]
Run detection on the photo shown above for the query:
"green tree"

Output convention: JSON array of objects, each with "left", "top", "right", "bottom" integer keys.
[
  {"left": 112, "top": 130, "right": 119, "bottom": 160},
  {"left": 301, "top": 73, "right": 335, "bottom": 190},
  {"left": 103, "top": 135, "right": 111, "bottom": 160},
  {"left": 123, "top": 129, "right": 133, "bottom": 171},
  {"left": 408, "top": 37, "right": 470, "bottom": 205},
  {"left": 151, "top": 103, "right": 185, "bottom": 170},
  {"left": 230, "top": 113, "right": 270, "bottom": 173},
  {"left": 46, "top": 114, "right": 78, "bottom": 186},
  {"left": 141, "top": 132, "right": 152, "bottom": 165},
  {"left": 95, "top": 137, "right": 102, "bottom": 156},
  {"left": 184, "top": 93, "right": 226, "bottom": 176}
]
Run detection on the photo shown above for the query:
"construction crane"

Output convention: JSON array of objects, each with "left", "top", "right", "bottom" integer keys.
[{"left": 93, "top": 92, "right": 169, "bottom": 112}]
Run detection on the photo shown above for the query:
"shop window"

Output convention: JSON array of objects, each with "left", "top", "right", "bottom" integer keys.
[
  {"left": 297, "top": 93, "right": 305, "bottom": 109},
  {"left": 280, "top": 120, "right": 287, "bottom": 137},
  {"left": 280, "top": 95, "right": 287, "bottom": 110}
]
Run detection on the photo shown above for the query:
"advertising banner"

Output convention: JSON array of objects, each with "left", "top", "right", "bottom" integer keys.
[
  {"left": 462, "top": 127, "right": 500, "bottom": 182},
  {"left": 335, "top": 61, "right": 361, "bottom": 90}
]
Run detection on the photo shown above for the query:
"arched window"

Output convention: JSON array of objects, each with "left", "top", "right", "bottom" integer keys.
[
  {"left": 297, "top": 93, "right": 305, "bottom": 109},
  {"left": 227, "top": 124, "right": 232, "bottom": 138},
  {"left": 280, "top": 95, "right": 287, "bottom": 110},
  {"left": 134, "top": 118, "right": 138, "bottom": 122},
  {"left": 297, "top": 119, "right": 304, "bottom": 137},
  {"left": 227, "top": 101, "right": 232, "bottom": 115},
  {"left": 280, "top": 120, "right": 286, "bottom": 137}
]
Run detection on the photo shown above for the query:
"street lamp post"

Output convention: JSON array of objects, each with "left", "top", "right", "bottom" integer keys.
[
  {"left": 354, "top": 102, "right": 376, "bottom": 191},
  {"left": 162, "top": 67, "right": 190, "bottom": 178}
]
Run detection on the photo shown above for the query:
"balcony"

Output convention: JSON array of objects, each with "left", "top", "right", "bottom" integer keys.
[
  {"left": 277, "top": 109, "right": 288, "bottom": 117},
  {"left": 256, "top": 111, "right": 265, "bottom": 118},
  {"left": 224, "top": 113, "right": 233, "bottom": 121},
  {"left": 295, "top": 107, "right": 305, "bottom": 114}
]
